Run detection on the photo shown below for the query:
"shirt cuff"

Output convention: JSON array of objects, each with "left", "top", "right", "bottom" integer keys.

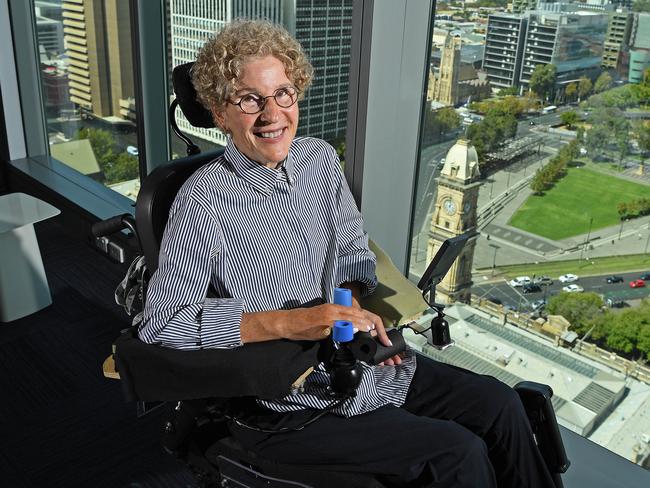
[{"left": 198, "top": 297, "right": 245, "bottom": 348}]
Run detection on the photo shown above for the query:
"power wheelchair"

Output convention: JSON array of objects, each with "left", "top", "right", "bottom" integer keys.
[{"left": 98, "top": 62, "right": 570, "bottom": 488}]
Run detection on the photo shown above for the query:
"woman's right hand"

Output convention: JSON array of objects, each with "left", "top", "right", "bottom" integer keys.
[{"left": 240, "top": 304, "right": 382, "bottom": 343}]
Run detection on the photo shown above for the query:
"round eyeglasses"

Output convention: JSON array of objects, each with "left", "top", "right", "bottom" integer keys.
[{"left": 229, "top": 86, "right": 299, "bottom": 114}]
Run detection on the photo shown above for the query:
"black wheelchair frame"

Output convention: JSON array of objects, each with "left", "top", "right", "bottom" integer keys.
[{"left": 95, "top": 62, "right": 570, "bottom": 488}]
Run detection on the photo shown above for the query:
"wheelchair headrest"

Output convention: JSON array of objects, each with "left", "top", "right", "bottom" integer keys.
[
  {"left": 135, "top": 149, "right": 224, "bottom": 274},
  {"left": 172, "top": 62, "right": 216, "bottom": 129}
]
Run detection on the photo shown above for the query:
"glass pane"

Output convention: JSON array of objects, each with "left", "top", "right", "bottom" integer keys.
[
  {"left": 410, "top": 2, "right": 650, "bottom": 468},
  {"left": 165, "top": 0, "right": 352, "bottom": 162},
  {"left": 35, "top": 0, "right": 141, "bottom": 200}
]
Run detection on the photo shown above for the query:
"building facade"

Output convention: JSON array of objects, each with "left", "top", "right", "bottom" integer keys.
[
  {"left": 426, "top": 139, "right": 481, "bottom": 305},
  {"left": 169, "top": 0, "right": 353, "bottom": 148},
  {"left": 483, "top": 14, "right": 528, "bottom": 91},
  {"left": 601, "top": 10, "right": 633, "bottom": 77},
  {"left": 628, "top": 13, "right": 650, "bottom": 83},
  {"left": 62, "top": 0, "right": 134, "bottom": 119},
  {"left": 519, "top": 11, "right": 608, "bottom": 90}
]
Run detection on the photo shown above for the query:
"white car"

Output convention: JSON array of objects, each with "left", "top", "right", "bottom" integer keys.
[
  {"left": 562, "top": 284, "right": 584, "bottom": 293},
  {"left": 508, "top": 276, "right": 531, "bottom": 287},
  {"left": 558, "top": 273, "right": 578, "bottom": 283},
  {"left": 127, "top": 145, "right": 139, "bottom": 156}
]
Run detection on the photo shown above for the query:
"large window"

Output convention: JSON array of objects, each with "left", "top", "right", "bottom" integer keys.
[
  {"left": 165, "top": 0, "right": 353, "bottom": 162},
  {"left": 34, "top": 0, "right": 141, "bottom": 200},
  {"left": 410, "top": 1, "right": 650, "bottom": 468}
]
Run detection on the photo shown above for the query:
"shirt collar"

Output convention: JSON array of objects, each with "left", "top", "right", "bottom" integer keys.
[{"left": 224, "top": 139, "right": 295, "bottom": 194}]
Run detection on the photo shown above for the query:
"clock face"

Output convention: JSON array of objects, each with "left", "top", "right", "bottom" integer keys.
[
  {"left": 463, "top": 202, "right": 472, "bottom": 213},
  {"left": 443, "top": 198, "right": 457, "bottom": 215}
]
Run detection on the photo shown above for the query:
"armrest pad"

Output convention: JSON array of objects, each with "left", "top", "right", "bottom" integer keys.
[{"left": 114, "top": 328, "right": 322, "bottom": 402}]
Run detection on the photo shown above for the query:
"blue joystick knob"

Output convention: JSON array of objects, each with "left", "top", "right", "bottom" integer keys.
[
  {"left": 333, "top": 287, "right": 352, "bottom": 307},
  {"left": 333, "top": 320, "right": 354, "bottom": 343}
]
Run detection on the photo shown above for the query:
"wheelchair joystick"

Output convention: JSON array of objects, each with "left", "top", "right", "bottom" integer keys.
[{"left": 326, "top": 288, "right": 363, "bottom": 397}]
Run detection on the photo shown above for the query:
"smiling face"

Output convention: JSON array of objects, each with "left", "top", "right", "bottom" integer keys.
[{"left": 213, "top": 56, "right": 299, "bottom": 168}]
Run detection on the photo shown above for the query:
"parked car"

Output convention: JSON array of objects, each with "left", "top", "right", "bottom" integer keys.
[
  {"left": 438, "top": 158, "right": 446, "bottom": 167},
  {"left": 508, "top": 276, "right": 531, "bottom": 287},
  {"left": 126, "top": 145, "right": 139, "bottom": 156},
  {"left": 640, "top": 272, "right": 650, "bottom": 280},
  {"left": 630, "top": 279, "right": 646, "bottom": 288},
  {"left": 606, "top": 276, "right": 624, "bottom": 284},
  {"left": 559, "top": 274, "right": 578, "bottom": 283},
  {"left": 533, "top": 276, "right": 553, "bottom": 286},
  {"left": 529, "top": 120, "right": 535, "bottom": 126},
  {"left": 522, "top": 284, "right": 542, "bottom": 294},
  {"left": 562, "top": 284, "right": 584, "bottom": 293},
  {"left": 487, "top": 296, "right": 502, "bottom": 305}
]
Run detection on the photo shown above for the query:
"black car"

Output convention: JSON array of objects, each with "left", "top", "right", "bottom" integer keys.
[
  {"left": 640, "top": 272, "right": 650, "bottom": 280},
  {"left": 606, "top": 276, "right": 624, "bottom": 284},
  {"left": 606, "top": 298, "right": 626, "bottom": 308},
  {"left": 487, "top": 296, "right": 502, "bottom": 305},
  {"left": 522, "top": 284, "right": 542, "bottom": 294}
]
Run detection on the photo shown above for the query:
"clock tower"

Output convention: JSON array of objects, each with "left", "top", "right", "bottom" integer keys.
[{"left": 427, "top": 138, "right": 481, "bottom": 304}]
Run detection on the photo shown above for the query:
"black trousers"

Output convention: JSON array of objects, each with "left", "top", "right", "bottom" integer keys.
[{"left": 229, "top": 354, "right": 555, "bottom": 488}]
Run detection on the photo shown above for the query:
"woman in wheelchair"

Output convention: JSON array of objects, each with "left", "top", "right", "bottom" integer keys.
[{"left": 138, "top": 20, "right": 556, "bottom": 487}]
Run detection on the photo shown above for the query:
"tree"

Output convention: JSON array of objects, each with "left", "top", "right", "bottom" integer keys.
[
  {"left": 560, "top": 110, "right": 579, "bottom": 130},
  {"left": 634, "top": 122, "right": 650, "bottom": 173},
  {"left": 546, "top": 292, "right": 603, "bottom": 336},
  {"left": 74, "top": 127, "right": 115, "bottom": 171},
  {"left": 606, "top": 310, "right": 642, "bottom": 355},
  {"left": 594, "top": 72, "right": 613, "bottom": 93},
  {"left": 529, "top": 64, "right": 556, "bottom": 102},
  {"left": 437, "top": 107, "right": 461, "bottom": 136},
  {"left": 585, "top": 123, "right": 609, "bottom": 159},
  {"left": 577, "top": 76, "right": 592, "bottom": 102},
  {"left": 104, "top": 152, "right": 138, "bottom": 184},
  {"left": 497, "top": 86, "right": 518, "bottom": 97},
  {"left": 565, "top": 82, "right": 578, "bottom": 102}
]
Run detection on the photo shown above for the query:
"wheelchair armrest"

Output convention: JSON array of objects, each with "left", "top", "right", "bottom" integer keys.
[
  {"left": 514, "top": 381, "right": 570, "bottom": 476},
  {"left": 113, "top": 328, "right": 323, "bottom": 403}
]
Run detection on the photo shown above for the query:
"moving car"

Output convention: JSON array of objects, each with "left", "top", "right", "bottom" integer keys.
[
  {"left": 508, "top": 276, "right": 531, "bottom": 287},
  {"left": 606, "top": 276, "right": 624, "bottom": 284},
  {"left": 531, "top": 299, "right": 546, "bottom": 311},
  {"left": 127, "top": 145, "right": 139, "bottom": 156},
  {"left": 522, "top": 284, "right": 542, "bottom": 294},
  {"left": 559, "top": 274, "right": 578, "bottom": 283},
  {"left": 533, "top": 276, "right": 553, "bottom": 286},
  {"left": 630, "top": 279, "right": 646, "bottom": 288},
  {"left": 562, "top": 284, "right": 584, "bottom": 293},
  {"left": 640, "top": 272, "right": 650, "bottom": 280}
]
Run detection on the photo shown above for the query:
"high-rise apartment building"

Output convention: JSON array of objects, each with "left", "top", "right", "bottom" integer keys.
[
  {"left": 628, "top": 13, "right": 650, "bottom": 83},
  {"left": 602, "top": 10, "right": 633, "bottom": 75},
  {"left": 169, "top": 0, "right": 352, "bottom": 148},
  {"left": 62, "top": 0, "right": 134, "bottom": 119},
  {"left": 483, "top": 14, "right": 528, "bottom": 91}
]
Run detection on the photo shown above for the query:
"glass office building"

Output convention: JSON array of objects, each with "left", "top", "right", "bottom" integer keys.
[{"left": 1, "top": 1, "right": 650, "bottom": 486}]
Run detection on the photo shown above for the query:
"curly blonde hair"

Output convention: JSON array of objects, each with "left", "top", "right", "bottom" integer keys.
[{"left": 192, "top": 20, "right": 313, "bottom": 112}]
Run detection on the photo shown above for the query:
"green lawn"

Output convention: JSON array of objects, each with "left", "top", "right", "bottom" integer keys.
[
  {"left": 478, "top": 253, "right": 650, "bottom": 280},
  {"left": 508, "top": 167, "right": 650, "bottom": 240}
]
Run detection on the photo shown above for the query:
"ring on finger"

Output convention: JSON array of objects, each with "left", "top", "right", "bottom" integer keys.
[{"left": 322, "top": 327, "right": 331, "bottom": 337}]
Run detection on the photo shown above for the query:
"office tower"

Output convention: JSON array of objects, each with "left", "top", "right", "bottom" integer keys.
[
  {"left": 62, "top": 0, "right": 134, "bottom": 119},
  {"left": 519, "top": 11, "right": 608, "bottom": 89},
  {"left": 628, "top": 13, "right": 650, "bottom": 83},
  {"left": 602, "top": 10, "right": 633, "bottom": 75},
  {"left": 427, "top": 139, "right": 481, "bottom": 305},
  {"left": 483, "top": 14, "right": 528, "bottom": 91},
  {"left": 169, "top": 0, "right": 352, "bottom": 148}
]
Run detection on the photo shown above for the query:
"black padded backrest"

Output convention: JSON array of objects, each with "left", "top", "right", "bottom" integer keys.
[
  {"left": 172, "top": 62, "right": 216, "bottom": 128},
  {"left": 135, "top": 149, "right": 224, "bottom": 274}
]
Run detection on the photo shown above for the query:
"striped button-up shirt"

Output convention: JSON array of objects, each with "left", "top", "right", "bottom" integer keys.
[{"left": 139, "top": 137, "right": 416, "bottom": 417}]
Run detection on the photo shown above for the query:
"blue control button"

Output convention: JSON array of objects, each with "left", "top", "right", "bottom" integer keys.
[{"left": 333, "top": 320, "right": 354, "bottom": 343}]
